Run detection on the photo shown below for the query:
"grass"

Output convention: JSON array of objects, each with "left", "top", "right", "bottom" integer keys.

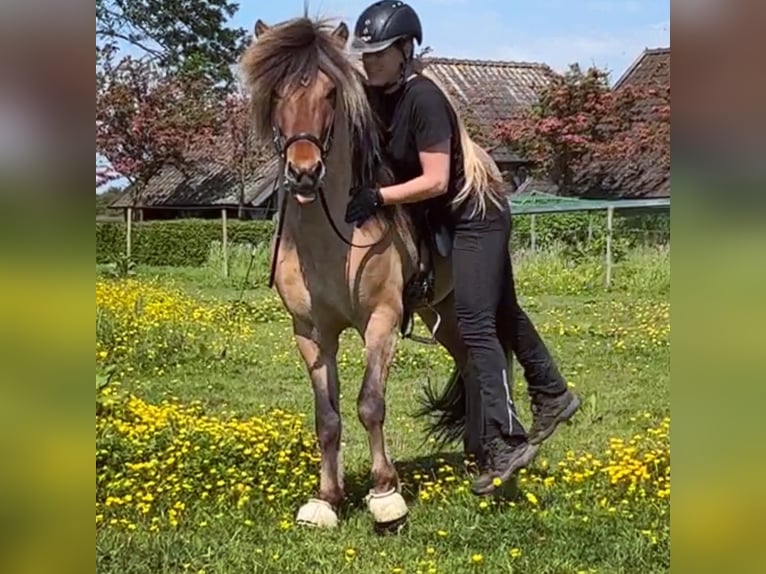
[{"left": 96, "top": 245, "right": 670, "bottom": 573}]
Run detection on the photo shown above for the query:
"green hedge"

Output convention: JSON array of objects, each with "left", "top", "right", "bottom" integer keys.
[
  {"left": 96, "top": 211, "right": 669, "bottom": 267},
  {"left": 96, "top": 219, "right": 274, "bottom": 266}
]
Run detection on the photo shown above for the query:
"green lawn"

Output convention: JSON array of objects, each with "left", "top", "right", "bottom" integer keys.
[{"left": 96, "top": 247, "right": 670, "bottom": 573}]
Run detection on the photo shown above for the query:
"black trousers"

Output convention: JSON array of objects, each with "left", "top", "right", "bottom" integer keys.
[{"left": 451, "top": 198, "right": 567, "bottom": 441}]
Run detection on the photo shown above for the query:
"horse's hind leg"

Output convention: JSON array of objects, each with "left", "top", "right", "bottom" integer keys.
[
  {"left": 293, "top": 319, "right": 343, "bottom": 528},
  {"left": 358, "top": 304, "right": 408, "bottom": 534}
]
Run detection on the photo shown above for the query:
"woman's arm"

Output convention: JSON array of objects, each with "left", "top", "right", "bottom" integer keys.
[{"left": 379, "top": 139, "right": 451, "bottom": 205}]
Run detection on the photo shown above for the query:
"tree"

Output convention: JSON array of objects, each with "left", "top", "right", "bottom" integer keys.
[
  {"left": 95, "top": 53, "right": 220, "bottom": 205},
  {"left": 96, "top": 165, "right": 121, "bottom": 188},
  {"left": 201, "top": 90, "right": 274, "bottom": 219},
  {"left": 495, "top": 64, "right": 670, "bottom": 194},
  {"left": 96, "top": 0, "right": 248, "bottom": 85}
]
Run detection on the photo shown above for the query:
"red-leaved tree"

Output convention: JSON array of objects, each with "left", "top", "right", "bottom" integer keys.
[
  {"left": 496, "top": 64, "right": 670, "bottom": 194},
  {"left": 200, "top": 90, "right": 274, "bottom": 219},
  {"left": 96, "top": 51, "right": 220, "bottom": 204}
]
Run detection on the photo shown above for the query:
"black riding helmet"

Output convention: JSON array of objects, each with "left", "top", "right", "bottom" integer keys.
[{"left": 351, "top": 1, "right": 423, "bottom": 55}]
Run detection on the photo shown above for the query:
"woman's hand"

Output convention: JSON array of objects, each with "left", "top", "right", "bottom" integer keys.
[{"left": 344, "top": 185, "right": 384, "bottom": 226}]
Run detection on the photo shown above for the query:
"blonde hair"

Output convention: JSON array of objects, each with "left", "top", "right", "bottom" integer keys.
[{"left": 413, "top": 58, "right": 507, "bottom": 218}]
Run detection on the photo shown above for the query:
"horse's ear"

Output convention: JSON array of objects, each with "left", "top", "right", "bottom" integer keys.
[
  {"left": 332, "top": 22, "right": 349, "bottom": 46},
  {"left": 254, "top": 19, "right": 270, "bottom": 38}
]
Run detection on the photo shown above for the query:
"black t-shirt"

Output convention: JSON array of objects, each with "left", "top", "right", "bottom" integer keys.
[{"left": 367, "top": 75, "right": 466, "bottom": 221}]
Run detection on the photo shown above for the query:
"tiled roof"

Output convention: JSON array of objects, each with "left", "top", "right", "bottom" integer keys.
[
  {"left": 421, "top": 57, "right": 556, "bottom": 162},
  {"left": 110, "top": 155, "right": 280, "bottom": 209},
  {"left": 572, "top": 156, "right": 670, "bottom": 199},
  {"left": 614, "top": 47, "right": 670, "bottom": 91},
  {"left": 350, "top": 54, "right": 556, "bottom": 163},
  {"left": 422, "top": 57, "right": 555, "bottom": 125}
]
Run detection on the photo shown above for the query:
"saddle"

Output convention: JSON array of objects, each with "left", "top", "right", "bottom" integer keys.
[{"left": 400, "top": 206, "right": 453, "bottom": 342}]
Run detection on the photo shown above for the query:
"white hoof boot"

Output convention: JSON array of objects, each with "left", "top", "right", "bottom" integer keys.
[
  {"left": 296, "top": 498, "right": 338, "bottom": 529},
  {"left": 366, "top": 488, "right": 408, "bottom": 535}
]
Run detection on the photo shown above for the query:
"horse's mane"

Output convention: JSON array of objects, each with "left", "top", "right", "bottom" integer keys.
[{"left": 239, "top": 17, "right": 384, "bottom": 188}]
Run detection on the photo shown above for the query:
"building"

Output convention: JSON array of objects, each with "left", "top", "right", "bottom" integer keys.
[
  {"left": 108, "top": 57, "right": 561, "bottom": 220},
  {"left": 571, "top": 47, "right": 671, "bottom": 199},
  {"left": 420, "top": 57, "right": 556, "bottom": 185},
  {"left": 108, "top": 155, "right": 281, "bottom": 221}
]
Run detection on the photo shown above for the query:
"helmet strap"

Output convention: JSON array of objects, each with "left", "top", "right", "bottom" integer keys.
[{"left": 381, "top": 41, "right": 414, "bottom": 94}]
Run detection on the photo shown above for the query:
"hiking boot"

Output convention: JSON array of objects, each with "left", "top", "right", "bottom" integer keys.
[
  {"left": 527, "top": 389, "right": 581, "bottom": 446},
  {"left": 471, "top": 437, "right": 539, "bottom": 496}
]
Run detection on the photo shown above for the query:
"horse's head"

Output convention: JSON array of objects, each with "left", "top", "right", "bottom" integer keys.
[{"left": 244, "top": 18, "right": 352, "bottom": 205}]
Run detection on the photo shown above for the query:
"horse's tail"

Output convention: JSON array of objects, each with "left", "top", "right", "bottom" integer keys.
[{"left": 414, "top": 366, "right": 468, "bottom": 450}]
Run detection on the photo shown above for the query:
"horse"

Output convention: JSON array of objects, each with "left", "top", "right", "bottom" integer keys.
[{"left": 239, "top": 15, "right": 493, "bottom": 533}]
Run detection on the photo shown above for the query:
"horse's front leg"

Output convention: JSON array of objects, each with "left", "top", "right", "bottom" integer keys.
[
  {"left": 292, "top": 319, "right": 343, "bottom": 528},
  {"left": 358, "top": 304, "right": 409, "bottom": 534}
]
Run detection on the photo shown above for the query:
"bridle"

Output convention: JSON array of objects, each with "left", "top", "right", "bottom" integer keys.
[
  {"left": 267, "top": 99, "right": 392, "bottom": 288},
  {"left": 271, "top": 124, "right": 333, "bottom": 164}
]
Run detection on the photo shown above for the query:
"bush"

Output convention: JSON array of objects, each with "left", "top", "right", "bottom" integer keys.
[{"left": 96, "top": 219, "right": 274, "bottom": 266}]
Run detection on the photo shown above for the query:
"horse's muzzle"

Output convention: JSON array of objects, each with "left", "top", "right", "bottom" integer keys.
[{"left": 285, "top": 161, "right": 325, "bottom": 204}]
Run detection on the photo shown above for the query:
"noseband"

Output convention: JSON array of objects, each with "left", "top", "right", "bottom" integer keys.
[{"left": 271, "top": 125, "right": 333, "bottom": 162}]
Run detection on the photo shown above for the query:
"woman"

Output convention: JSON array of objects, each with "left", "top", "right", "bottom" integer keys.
[{"left": 345, "top": 0, "right": 580, "bottom": 495}]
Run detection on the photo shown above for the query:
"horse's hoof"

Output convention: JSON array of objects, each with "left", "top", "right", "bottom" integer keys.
[
  {"left": 295, "top": 498, "right": 338, "bottom": 529},
  {"left": 366, "top": 488, "right": 408, "bottom": 535}
]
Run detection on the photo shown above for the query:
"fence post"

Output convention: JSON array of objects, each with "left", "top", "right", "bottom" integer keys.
[
  {"left": 126, "top": 207, "right": 132, "bottom": 259},
  {"left": 222, "top": 208, "right": 229, "bottom": 278},
  {"left": 605, "top": 206, "right": 614, "bottom": 288},
  {"left": 530, "top": 213, "right": 537, "bottom": 251}
]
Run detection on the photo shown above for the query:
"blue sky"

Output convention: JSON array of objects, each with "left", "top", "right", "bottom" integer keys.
[
  {"left": 97, "top": 0, "right": 669, "bottom": 190},
  {"left": 234, "top": 0, "right": 669, "bottom": 82}
]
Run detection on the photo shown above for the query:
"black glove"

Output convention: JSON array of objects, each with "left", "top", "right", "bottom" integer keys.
[{"left": 344, "top": 185, "right": 384, "bottom": 226}]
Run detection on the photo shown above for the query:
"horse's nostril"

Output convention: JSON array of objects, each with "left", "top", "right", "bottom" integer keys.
[
  {"left": 287, "top": 161, "right": 323, "bottom": 184},
  {"left": 287, "top": 162, "right": 301, "bottom": 180}
]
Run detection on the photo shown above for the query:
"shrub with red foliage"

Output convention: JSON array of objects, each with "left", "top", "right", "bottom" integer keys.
[{"left": 495, "top": 64, "right": 669, "bottom": 193}]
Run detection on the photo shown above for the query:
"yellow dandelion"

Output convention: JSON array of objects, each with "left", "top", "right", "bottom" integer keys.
[
  {"left": 471, "top": 553, "right": 484, "bottom": 564},
  {"left": 509, "top": 548, "right": 522, "bottom": 559}
]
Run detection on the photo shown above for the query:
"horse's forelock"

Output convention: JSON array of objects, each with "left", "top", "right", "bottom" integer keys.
[{"left": 240, "top": 16, "right": 382, "bottom": 184}]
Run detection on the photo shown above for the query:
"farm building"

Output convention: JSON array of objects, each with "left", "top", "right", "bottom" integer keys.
[
  {"left": 106, "top": 49, "right": 669, "bottom": 221},
  {"left": 108, "top": 154, "right": 282, "bottom": 222},
  {"left": 570, "top": 47, "right": 671, "bottom": 199},
  {"left": 419, "top": 57, "right": 556, "bottom": 186},
  {"left": 107, "top": 56, "right": 557, "bottom": 221}
]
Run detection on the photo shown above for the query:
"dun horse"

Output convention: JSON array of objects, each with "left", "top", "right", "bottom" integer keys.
[{"left": 239, "top": 16, "right": 504, "bottom": 532}]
